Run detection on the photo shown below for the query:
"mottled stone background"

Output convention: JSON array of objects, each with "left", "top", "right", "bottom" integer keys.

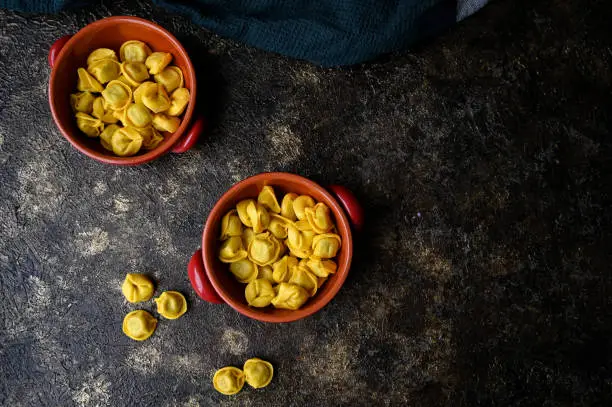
[{"left": 1, "top": 0, "right": 611, "bottom": 406}]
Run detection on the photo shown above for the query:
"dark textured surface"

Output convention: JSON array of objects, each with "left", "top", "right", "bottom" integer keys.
[{"left": 1, "top": 0, "right": 611, "bottom": 406}]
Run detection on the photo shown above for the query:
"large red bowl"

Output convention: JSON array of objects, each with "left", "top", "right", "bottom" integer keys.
[
  {"left": 188, "top": 173, "right": 364, "bottom": 323},
  {"left": 48, "top": 16, "right": 204, "bottom": 165}
]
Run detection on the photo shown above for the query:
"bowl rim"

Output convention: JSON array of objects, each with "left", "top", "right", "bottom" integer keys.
[
  {"left": 202, "top": 172, "right": 353, "bottom": 323},
  {"left": 48, "top": 15, "right": 197, "bottom": 165}
]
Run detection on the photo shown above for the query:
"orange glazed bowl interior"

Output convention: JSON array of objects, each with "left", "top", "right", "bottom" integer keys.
[
  {"left": 202, "top": 173, "right": 354, "bottom": 323},
  {"left": 48, "top": 16, "right": 196, "bottom": 165}
]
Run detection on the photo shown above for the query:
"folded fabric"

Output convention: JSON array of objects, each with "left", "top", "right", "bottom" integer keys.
[{"left": 1, "top": 0, "right": 489, "bottom": 66}]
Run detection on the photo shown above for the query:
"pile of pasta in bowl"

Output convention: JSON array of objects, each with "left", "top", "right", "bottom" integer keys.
[
  {"left": 70, "top": 40, "right": 190, "bottom": 156},
  {"left": 218, "top": 186, "right": 342, "bottom": 311}
]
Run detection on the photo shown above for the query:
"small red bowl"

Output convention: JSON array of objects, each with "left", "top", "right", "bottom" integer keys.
[
  {"left": 187, "top": 173, "right": 364, "bottom": 323},
  {"left": 48, "top": 16, "right": 205, "bottom": 165}
]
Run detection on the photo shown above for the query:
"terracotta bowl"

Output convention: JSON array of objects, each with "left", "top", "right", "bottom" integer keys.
[
  {"left": 188, "top": 173, "right": 364, "bottom": 323},
  {"left": 48, "top": 16, "right": 204, "bottom": 165}
]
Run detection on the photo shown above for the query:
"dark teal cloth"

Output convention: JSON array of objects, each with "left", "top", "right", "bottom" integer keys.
[{"left": 0, "top": 0, "right": 457, "bottom": 66}]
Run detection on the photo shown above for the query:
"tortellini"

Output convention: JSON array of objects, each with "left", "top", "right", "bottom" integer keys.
[
  {"left": 120, "top": 40, "right": 152, "bottom": 63},
  {"left": 122, "top": 310, "right": 157, "bottom": 341},
  {"left": 154, "top": 291, "right": 187, "bottom": 320},
  {"left": 245, "top": 278, "right": 276, "bottom": 307},
  {"left": 71, "top": 40, "right": 190, "bottom": 156},
  {"left": 213, "top": 367, "right": 245, "bottom": 395},
  {"left": 154, "top": 66, "right": 183, "bottom": 93},
  {"left": 243, "top": 358, "right": 274, "bottom": 389},
  {"left": 111, "top": 126, "right": 143, "bottom": 157},
  {"left": 70, "top": 91, "right": 95, "bottom": 113},
  {"left": 145, "top": 52, "right": 173, "bottom": 75},
  {"left": 218, "top": 186, "right": 342, "bottom": 310},
  {"left": 122, "top": 273, "right": 155, "bottom": 303}
]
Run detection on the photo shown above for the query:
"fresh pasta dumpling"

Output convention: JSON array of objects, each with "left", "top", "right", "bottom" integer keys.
[
  {"left": 286, "top": 224, "right": 314, "bottom": 258},
  {"left": 133, "top": 81, "right": 157, "bottom": 104},
  {"left": 268, "top": 214, "right": 290, "bottom": 239},
  {"left": 311, "top": 233, "right": 342, "bottom": 259},
  {"left": 306, "top": 258, "right": 337, "bottom": 278},
  {"left": 272, "top": 255, "right": 299, "bottom": 283},
  {"left": 135, "top": 126, "right": 163, "bottom": 150},
  {"left": 92, "top": 97, "right": 118, "bottom": 124},
  {"left": 154, "top": 291, "right": 187, "bottom": 320},
  {"left": 122, "top": 310, "right": 157, "bottom": 341},
  {"left": 70, "top": 91, "right": 95, "bottom": 113},
  {"left": 111, "top": 126, "right": 143, "bottom": 157},
  {"left": 245, "top": 278, "right": 275, "bottom": 307},
  {"left": 166, "top": 87, "right": 190, "bottom": 116},
  {"left": 288, "top": 265, "right": 318, "bottom": 296},
  {"left": 145, "top": 52, "right": 172, "bottom": 75},
  {"left": 116, "top": 75, "right": 135, "bottom": 89},
  {"left": 246, "top": 202, "right": 270, "bottom": 234},
  {"left": 141, "top": 83, "right": 171, "bottom": 113},
  {"left": 154, "top": 66, "right": 183, "bottom": 93},
  {"left": 219, "top": 236, "right": 248, "bottom": 263},
  {"left": 243, "top": 358, "right": 274, "bottom": 389},
  {"left": 124, "top": 103, "right": 152, "bottom": 128},
  {"left": 257, "top": 265, "right": 274, "bottom": 283},
  {"left": 88, "top": 58, "right": 120, "bottom": 84},
  {"left": 270, "top": 283, "right": 309, "bottom": 310},
  {"left": 75, "top": 112, "right": 103, "bottom": 138},
  {"left": 295, "top": 219, "right": 313, "bottom": 231},
  {"left": 87, "top": 48, "right": 118, "bottom": 66},
  {"left": 281, "top": 193, "right": 298, "bottom": 220},
  {"left": 213, "top": 367, "right": 245, "bottom": 395},
  {"left": 293, "top": 195, "right": 316, "bottom": 221},
  {"left": 305, "top": 203, "right": 334, "bottom": 234},
  {"left": 99, "top": 124, "right": 120, "bottom": 151},
  {"left": 257, "top": 186, "right": 281, "bottom": 213},
  {"left": 152, "top": 113, "right": 180, "bottom": 133},
  {"left": 101, "top": 80, "right": 132, "bottom": 110},
  {"left": 220, "top": 210, "right": 243, "bottom": 240},
  {"left": 120, "top": 61, "right": 150, "bottom": 86},
  {"left": 236, "top": 199, "right": 255, "bottom": 227},
  {"left": 77, "top": 68, "right": 103, "bottom": 93},
  {"left": 248, "top": 232, "right": 281, "bottom": 266},
  {"left": 120, "top": 40, "right": 152, "bottom": 63},
  {"left": 229, "top": 259, "right": 258, "bottom": 283},
  {"left": 121, "top": 273, "right": 155, "bottom": 303},
  {"left": 241, "top": 227, "right": 256, "bottom": 249}
]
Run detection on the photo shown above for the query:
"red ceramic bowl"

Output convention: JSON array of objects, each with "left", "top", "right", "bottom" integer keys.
[
  {"left": 188, "top": 173, "right": 364, "bottom": 323},
  {"left": 48, "top": 16, "right": 205, "bottom": 165}
]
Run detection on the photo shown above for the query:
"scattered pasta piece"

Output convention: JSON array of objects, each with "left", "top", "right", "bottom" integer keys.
[
  {"left": 121, "top": 273, "right": 155, "bottom": 303},
  {"left": 213, "top": 367, "right": 245, "bottom": 395},
  {"left": 154, "top": 291, "right": 187, "bottom": 320},
  {"left": 122, "top": 310, "right": 157, "bottom": 341},
  {"left": 243, "top": 358, "right": 274, "bottom": 389}
]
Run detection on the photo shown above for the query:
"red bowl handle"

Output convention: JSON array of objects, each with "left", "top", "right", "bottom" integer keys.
[
  {"left": 188, "top": 248, "right": 224, "bottom": 304},
  {"left": 48, "top": 35, "right": 73, "bottom": 68},
  {"left": 172, "top": 115, "right": 205, "bottom": 153},
  {"left": 328, "top": 185, "right": 364, "bottom": 232}
]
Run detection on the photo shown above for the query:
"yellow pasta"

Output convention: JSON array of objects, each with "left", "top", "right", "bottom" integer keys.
[
  {"left": 124, "top": 103, "right": 152, "bottom": 128},
  {"left": 220, "top": 210, "right": 243, "bottom": 240},
  {"left": 92, "top": 97, "right": 118, "bottom": 124},
  {"left": 141, "top": 83, "right": 171, "bottom": 113},
  {"left": 305, "top": 203, "right": 334, "bottom": 234},
  {"left": 243, "top": 358, "right": 274, "bottom": 389},
  {"left": 99, "top": 124, "right": 120, "bottom": 151},
  {"left": 120, "top": 40, "right": 152, "bottom": 63},
  {"left": 288, "top": 264, "right": 318, "bottom": 296},
  {"left": 121, "top": 273, "right": 155, "bottom": 303},
  {"left": 77, "top": 68, "right": 103, "bottom": 93},
  {"left": 152, "top": 113, "right": 180, "bottom": 133},
  {"left": 122, "top": 310, "right": 157, "bottom": 341},
  {"left": 219, "top": 236, "right": 248, "bottom": 263},
  {"left": 236, "top": 199, "right": 255, "bottom": 227},
  {"left": 166, "top": 87, "right": 189, "bottom": 116},
  {"left": 88, "top": 58, "right": 120, "bottom": 84},
  {"left": 133, "top": 81, "right": 157, "bottom": 105},
  {"left": 120, "top": 61, "right": 150, "bottom": 87},
  {"left": 272, "top": 255, "right": 298, "bottom": 283},
  {"left": 292, "top": 195, "right": 315, "bottom": 221},
  {"left": 306, "top": 258, "right": 337, "bottom": 278},
  {"left": 229, "top": 259, "right": 258, "bottom": 283},
  {"left": 111, "top": 126, "right": 143, "bottom": 157},
  {"left": 280, "top": 192, "right": 298, "bottom": 220},
  {"left": 245, "top": 278, "right": 275, "bottom": 307},
  {"left": 270, "top": 283, "right": 309, "bottom": 310},
  {"left": 154, "top": 66, "right": 183, "bottom": 93},
  {"left": 87, "top": 48, "right": 118, "bottom": 66},
  {"left": 311, "top": 233, "right": 342, "bottom": 259},
  {"left": 257, "top": 186, "right": 281, "bottom": 213},
  {"left": 101, "top": 80, "right": 132, "bottom": 110},
  {"left": 241, "top": 227, "right": 256, "bottom": 249},
  {"left": 75, "top": 112, "right": 103, "bottom": 138},
  {"left": 248, "top": 232, "right": 281, "bottom": 266},
  {"left": 154, "top": 291, "right": 187, "bottom": 320},
  {"left": 257, "top": 265, "right": 275, "bottom": 283},
  {"left": 145, "top": 52, "right": 172, "bottom": 75},
  {"left": 213, "top": 367, "right": 245, "bottom": 395},
  {"left": 70, "top": 91, "right": 96, "bottom": 114},
  {"left": 246, "top": 202, "right": 270, "bottom": 233}
]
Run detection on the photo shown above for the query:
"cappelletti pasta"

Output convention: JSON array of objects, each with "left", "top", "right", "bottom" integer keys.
[
  {"left": 70, "top": 41, "right": 190, "bottom": 156},
  {"left": 218, "top": 186, "right": 341, "bottom": 310}
]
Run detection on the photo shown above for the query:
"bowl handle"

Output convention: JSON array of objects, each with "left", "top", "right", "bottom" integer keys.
[
  {"left": 188, "top": 248, "right": 224, "bottom": 303},
  {"left": 172, "top": 115, "right": 205, "bottom": 153},
  {"left": 328, "top": 185, "right": 364, "bottom": 232},
  {"left": 48, "top": 35, "right": 73, "bottom": 68}
]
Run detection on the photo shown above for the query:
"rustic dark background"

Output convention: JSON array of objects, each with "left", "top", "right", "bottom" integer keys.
[{"left": 1, "top": 0, "right": 611, "bottom": 406}]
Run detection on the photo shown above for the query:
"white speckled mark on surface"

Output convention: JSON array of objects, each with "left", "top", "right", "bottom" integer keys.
[
  {"left": 266, "top": 124, "right": 302, "bottom": 167},
  {"left": 220, "top": 328, "right": 249, "bottom": 355},
  {"left": 72, "top": 370, "right": 112, "bottom": 407},
  {"left": 126, "top": 343, "right": 163, "bottom": 374},
  {"left": 74, "top": 227, "right": 110, "bottom": 256}
]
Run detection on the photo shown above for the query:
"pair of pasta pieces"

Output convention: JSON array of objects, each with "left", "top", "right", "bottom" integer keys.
[
  {"left": 121, "top": 273, "right": 187, "bottom": 341},
  {"left": 71, "top": 40, "right": 190, "bottom": 156},
  {"left": 219, "top": 185, "right": 342, "bottom": 310},
  {"left": 213, "top": 358, "right": 274, "bottom": 395}
]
